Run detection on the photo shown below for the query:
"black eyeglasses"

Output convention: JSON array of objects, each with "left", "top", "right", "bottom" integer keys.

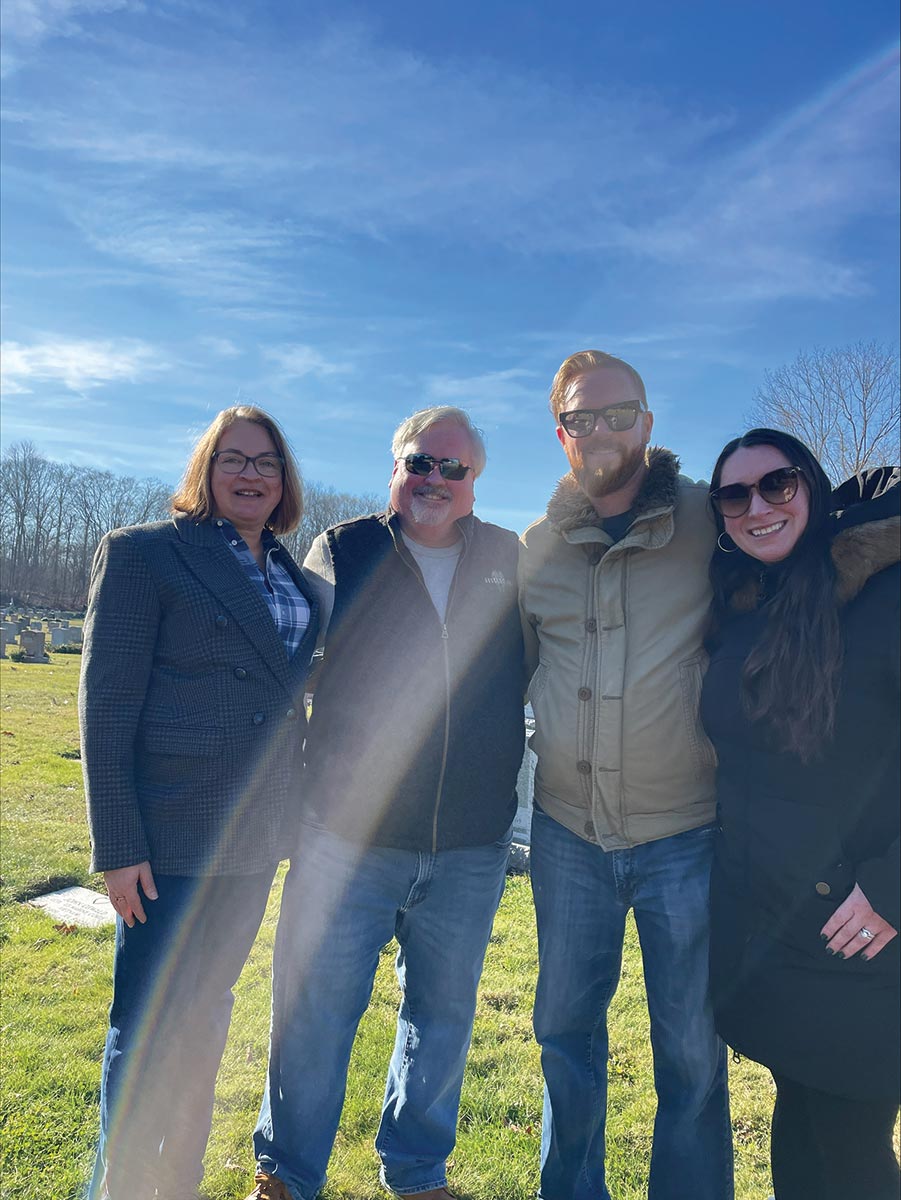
[
  {"left": 558, "top": 400, "right": 643, "bottom": 438},
  {"left": 212, "top": 451, "right": 285, "bottom": 478},
  {"left": 402, "top": 454, "right": 473, "bottom": 481},
  {"left": 710, "top": 466, "right": 804, "bottom": 518}
]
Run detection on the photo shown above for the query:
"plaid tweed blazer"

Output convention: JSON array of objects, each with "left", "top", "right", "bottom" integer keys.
[{"left": 79, "top": 515, "right": 318, "bottom": 875}]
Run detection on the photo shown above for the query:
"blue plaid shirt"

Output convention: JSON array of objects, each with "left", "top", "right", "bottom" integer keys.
[{"left": 216, "top": 519, "right": 310, "bottom": 658}]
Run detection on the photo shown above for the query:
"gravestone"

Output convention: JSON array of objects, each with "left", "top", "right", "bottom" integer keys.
[
  {"left": 0, "top": 629, "right": 7, "bottom": 659},
  {"left": 50, "top": 627, "right": 74, "bottom": 646},
  {"left": 19, "top": 630, "right": 50, "bottom": 663},
  {"left": 29, "top": 620, "right": 43, "bottom": 631},
  {"left": 66, "top": 627, "right": 83, "bottom": 644},
  {"left": 28, "top": 886, "right": 115, "bottom": 927}
]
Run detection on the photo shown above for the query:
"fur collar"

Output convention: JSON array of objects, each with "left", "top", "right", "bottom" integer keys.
[
  {"left": 546, "top": 446, "right": 682, "bottom": 533},
  {"left": 731, "top": 514, "right": 900, "bottom": 611}
]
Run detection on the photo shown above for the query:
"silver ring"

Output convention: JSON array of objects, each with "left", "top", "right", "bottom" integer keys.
[{"left": 859, "top": 927, "right": 875, "bottom": 940}]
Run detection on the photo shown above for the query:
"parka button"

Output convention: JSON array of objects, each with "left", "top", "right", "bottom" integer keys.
[
  {"left": 215, "top": 615, "right": 228, "bottom": 628},
  {"left": 815, "top": 881, "right": 832, "bottom": 896},
  {"left": 252, "top": 711, "right": 265, "bottom": 726},
  {"left": 578, "top": 687, "right": 592, "bottom": 701},
  {"left": 577, "top": 760, "right": 592, "bottom": 775},
  {"left": 585, "top": 618, "right": 598, "bottom": 633},
  {"left": 234, "top": 667, "right": 247, "bottom": 679}
]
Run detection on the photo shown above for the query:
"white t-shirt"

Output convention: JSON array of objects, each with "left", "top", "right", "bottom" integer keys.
[{"left": 401, "top": 532, "right": 463, "bottom": 622}]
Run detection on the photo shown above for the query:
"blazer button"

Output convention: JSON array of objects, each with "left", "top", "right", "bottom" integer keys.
[
  {"left": 215, "top": 615, "right": 228, "bottom": 628},
  {"left": 285, "top": 707, "right": 297, "bottom": 720},
  {"left": 577, "top": 760, "right": 592, "bottom": 775},
  {"left": 234, "top": 667, "right": 247, "bottom": 679},
  {"left": 585, "top": 618, "right": 598, "bottom": 633},
  {"left": 578, "top": 687, "right": 592, "bottom": 701},
  {"left": 252, "top": 712, "right": 265, "bottom": 726},
  {"left": 815, "top": 881, "right": 832, "bottom": 896}
]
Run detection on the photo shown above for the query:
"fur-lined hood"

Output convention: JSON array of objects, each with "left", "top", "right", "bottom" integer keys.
[
  {"left": 546, "top": 446, "right": 684, "bottom": 534},
  {"left": 732, "top": 512, "right": 900, "bottom": 612}
]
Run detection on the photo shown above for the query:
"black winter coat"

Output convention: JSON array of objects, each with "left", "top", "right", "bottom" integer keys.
[
  {"left": 302, "top": 511, "right": 524, "bottom": 851},
  {"left": 701, "top": 482, "right": 900, "bottom": 1101}
]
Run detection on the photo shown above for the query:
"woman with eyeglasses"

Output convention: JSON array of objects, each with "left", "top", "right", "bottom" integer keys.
[
  {"left": 701, "top": 428, "right": 899, "bottom": 1200},
  {"left": 80, "top": 406, "right": 318, "bottom": 1200}
]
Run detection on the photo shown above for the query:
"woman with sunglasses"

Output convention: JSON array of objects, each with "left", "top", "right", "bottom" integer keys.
[
  {"left": 80, "top": 406, "right": 318, "bottom": 1200},
  {"left": 701, "top": 428, "right": 899, "bottom": 1199}
]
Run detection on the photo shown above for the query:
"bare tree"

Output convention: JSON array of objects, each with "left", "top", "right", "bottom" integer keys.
[
  {"left": 748, "top": 341, "right": 900, "bottom": 482},
  {"left": 286, "top": 481, "right": 383, "bottom": 565}
]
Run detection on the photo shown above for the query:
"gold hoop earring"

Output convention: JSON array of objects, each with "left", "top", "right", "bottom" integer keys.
[{"left": 717, "top": 531, "right": 738, "bottom": 554}]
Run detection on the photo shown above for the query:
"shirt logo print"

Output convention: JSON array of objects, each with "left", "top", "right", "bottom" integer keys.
[{"left": 484, "top": 570, "right": 509, "bottom": 589}]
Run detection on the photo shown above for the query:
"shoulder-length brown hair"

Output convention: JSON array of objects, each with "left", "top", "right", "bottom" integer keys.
[{"left": 171, "top": 405, "right": 303, "bottom": 535}]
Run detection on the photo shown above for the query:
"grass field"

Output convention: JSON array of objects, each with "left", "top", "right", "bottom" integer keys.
[{"left": 0, "top": 656, "right": 776, "bottom": 1199}]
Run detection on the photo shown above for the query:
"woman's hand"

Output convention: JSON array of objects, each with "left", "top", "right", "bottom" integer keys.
[
  {"left": 820, "top": 882, "right": 898, "bottom": 961},
  {"left": 103, "top": 862, "right": 159, "bottom": 928}
]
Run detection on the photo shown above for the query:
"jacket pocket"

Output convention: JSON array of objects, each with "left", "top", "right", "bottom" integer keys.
[
  {"left": 529, "top": 660, "right": 549, "bottom": 704},
  {"left": 141, "top": 722, "right": 225, "bottom": 757},
  {"left": 679, "top": 656, "right": 718, "bottom": 782}
]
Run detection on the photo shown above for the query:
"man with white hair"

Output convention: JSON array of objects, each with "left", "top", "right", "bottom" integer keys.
[{"left": 246, "top": 407, "right": 525, "bottom": 1200}]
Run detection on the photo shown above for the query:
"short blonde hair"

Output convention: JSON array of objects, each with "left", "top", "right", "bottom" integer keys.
[
  {"left": 549, "top": 350, "right": 648, "bottom": 421},
  {"left": 171, "top": 405, "right": 303, "bottom": 534},
  {"left": 391, "top": 406, "right": 487, "bottom": 477}
]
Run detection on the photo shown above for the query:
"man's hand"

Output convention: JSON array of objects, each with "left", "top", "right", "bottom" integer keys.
[
  {"left": 103, "top": 861, "right": 159, "bottom": 928},
  {"left": 820, "top": 882, "right": 897, "bottom": 961}
]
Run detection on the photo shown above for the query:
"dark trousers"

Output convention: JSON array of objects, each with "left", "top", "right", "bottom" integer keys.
[
  {"left": 90, "top": 870, "right": 275, "bottom": 1200},
  {"left": 771, "top": 1073, "right": 900, "bottom": 1200}
]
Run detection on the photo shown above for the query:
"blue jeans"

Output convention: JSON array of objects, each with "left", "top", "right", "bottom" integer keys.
[
  {"left": 253, "top": 822, "right": 511, "bottom": 1199},
  {"left": 89, "top": 870, "right": 275, "bottom": 1200},
  {"left": 530, "top": 808, "right": 733, "bottom": 1200}
]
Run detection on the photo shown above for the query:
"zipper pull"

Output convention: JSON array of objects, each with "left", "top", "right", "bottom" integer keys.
[{"left": 441, "top": 624, "right": 449, "bottom": 639}]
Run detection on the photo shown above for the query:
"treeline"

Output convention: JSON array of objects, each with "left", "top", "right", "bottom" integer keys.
[{"left": 0, "top": 441, "right": 381, "bottom": 610}]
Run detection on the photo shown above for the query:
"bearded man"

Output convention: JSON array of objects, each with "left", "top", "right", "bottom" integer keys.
[
  {"left": 246, "top": 406, "right": 524, "bottom": 1200},
  {"left": 519, "top": 351, "right": 734, "bottom": 1200}
]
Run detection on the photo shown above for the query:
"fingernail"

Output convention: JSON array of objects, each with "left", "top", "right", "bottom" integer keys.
[
  {"left": 825, "top": 948, "right": 836, "bottom": 955},
  {"left": 819, "top": 933, "right": 829, "bottom": 942},
  {"left": 835, "top": 952, "right": 845, "bottom": 960},
  {"left": 861, "top": 954, "right": 870, "bottom": 962}
]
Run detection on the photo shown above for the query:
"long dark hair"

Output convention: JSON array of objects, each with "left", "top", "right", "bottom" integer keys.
[{"left": 707, "top": 428, "right": 841, "bottom": 761}]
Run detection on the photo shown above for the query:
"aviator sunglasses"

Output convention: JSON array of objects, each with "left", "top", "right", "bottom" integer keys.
[
  {"left": 558, "top": 400, "right": 644, "bottom": 438},
  {"left": 710, "top": 466, "right": 804, "bottom": 518},
  {"left": 402, "top": 453, "right": 473, "bottom": 481}
]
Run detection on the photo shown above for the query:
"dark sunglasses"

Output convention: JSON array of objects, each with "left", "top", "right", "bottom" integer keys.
[
  {"left": 403, "top": 453, "right": 473, "bottom": 481},
  {"left": 558, "top": 400, "right": 643, "bottom": 437},
  {"left": 710, "top": 466, "right": 804, "bottom": 518}
]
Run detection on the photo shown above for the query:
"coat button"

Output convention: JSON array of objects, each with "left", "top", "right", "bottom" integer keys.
[
  {"left": 285, "top": 707, "right": 297, "bottom": 720},
  {"left": 234, "top": 667, "right": 247, "bottom": 679},
  {"left": 577, "top": 760, "right": 592, "bottom": 775},
  {"left": 815, "top": 881, "right": 832, "bottom": 896},
  {"left": 584, "top": 821, "right": 595, "bottom": 837},
  {"left": 585, "top": 618, "right": 598, "bottom": 633},
  {"left": 215, "top": 615, "right": 228, "bottom": 628},
  {"left": 578, "top": 687, "right": 592, "bottom": 701},
  {"left": 252, "top": 711, "right": 265, "bottom": 725}
]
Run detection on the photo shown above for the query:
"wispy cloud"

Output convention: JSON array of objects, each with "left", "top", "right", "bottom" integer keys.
[
  {"left": 263, "top": 344, "right": 353, "bottom": 379},
  {"left": 0, "top": 335, "right": 167, "bottom": 394},
  {"left": 425, "top": 368, "right": 541, "bottom": 424}
]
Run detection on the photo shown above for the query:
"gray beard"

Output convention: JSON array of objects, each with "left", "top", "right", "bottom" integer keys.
[{"left": 409, "top": 493, "right": 452, "bottom": 526}]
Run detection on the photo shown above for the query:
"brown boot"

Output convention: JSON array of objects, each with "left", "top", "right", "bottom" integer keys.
[{"left": 243, "top": 1172, "right": 294, "bottom": 1200}]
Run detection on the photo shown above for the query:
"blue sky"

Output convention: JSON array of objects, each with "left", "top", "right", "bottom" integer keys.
[{"left": 2, "top": 0, "right": 898, "bottom": 532}]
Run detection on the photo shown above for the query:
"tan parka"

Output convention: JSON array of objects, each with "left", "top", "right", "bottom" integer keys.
[{"left": 519, "top": 447, "right": 718, "bottom": 849}]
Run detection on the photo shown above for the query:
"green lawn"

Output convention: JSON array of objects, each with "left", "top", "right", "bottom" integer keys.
[{"left": 0, "top": 656, "right": 775, "bottom": 1199}]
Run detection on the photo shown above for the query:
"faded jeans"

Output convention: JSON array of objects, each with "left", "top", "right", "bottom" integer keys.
[
  {"left": 531, "top": 807, "right": 733, "bottom": 1200},
  {"left": 253, "top": 822, "right": 510, "bottom": 1199}
]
